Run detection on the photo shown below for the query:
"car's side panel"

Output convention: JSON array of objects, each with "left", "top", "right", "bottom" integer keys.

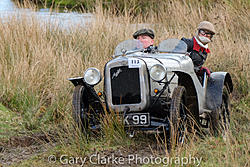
[
  {"left": 206, "top": 72, "right": 233, "bottom": 110},
  {"left": 141, "top": 54, "right": 206, "bottom": 117}
]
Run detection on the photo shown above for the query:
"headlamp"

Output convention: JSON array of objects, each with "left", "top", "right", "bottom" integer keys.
[
  {"left": 83, "top": 68, "right": 102, "bottom": 85},
  {"left": 149, "top": 64, "right": 166, "bottom": 81}
]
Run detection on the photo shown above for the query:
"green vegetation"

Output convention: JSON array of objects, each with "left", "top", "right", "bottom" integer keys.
[
  {"left": 0, "top": 0, "right": 249, "bottom": 166},
  {"left": 0, "top": 103, "right": 24, "bottom": 140}
]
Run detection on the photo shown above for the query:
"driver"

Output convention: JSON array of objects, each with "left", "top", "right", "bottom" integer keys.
[
  {"left": 133, "top": 28, "right": 157, "bottom": 53},
  {"left": 181, "top": 21, "right": 216, "bottom": 77}
]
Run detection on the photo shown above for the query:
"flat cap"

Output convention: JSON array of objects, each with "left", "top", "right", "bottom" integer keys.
[{"left": 133, "top": 28, "right": 155, "bottom": 39}]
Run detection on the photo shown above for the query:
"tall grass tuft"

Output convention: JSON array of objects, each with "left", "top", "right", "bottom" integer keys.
[{"left": 100, "top": 109, "right": 129, "bottom": 146}]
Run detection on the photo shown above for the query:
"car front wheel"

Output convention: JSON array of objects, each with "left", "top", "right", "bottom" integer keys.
[
  {"left": 72, "top": 85, "right": 90, "bottom": 135},
  {"left": 169, "top": 86, "right": 187, "bottom": 148}
]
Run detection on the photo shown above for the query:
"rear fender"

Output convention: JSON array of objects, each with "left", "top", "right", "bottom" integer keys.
[{"left": 206, "top": 72, "right": 233, "bottom": 110}]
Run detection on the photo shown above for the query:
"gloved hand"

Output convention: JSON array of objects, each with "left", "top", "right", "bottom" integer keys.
[
  {"left": 144, "top": 46, "right": 157, "bottom": 53},
  {"left": 200, "top": 67, "right": 211, "bottom": 77}
]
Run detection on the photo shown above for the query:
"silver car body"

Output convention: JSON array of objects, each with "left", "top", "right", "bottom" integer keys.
[
  {"left": 68, "top": 39, "right": 233, "bottom": 131},
  {"left": 105, "top": 51, "right": 208, "bottom": 115}
]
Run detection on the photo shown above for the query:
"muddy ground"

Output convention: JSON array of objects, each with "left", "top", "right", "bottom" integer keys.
[
  {"left": 0, "top": 132, "right": 171, "bottom": 167},
  {"left": 0, "top": 133, "right": 53, "bottom": 166}
]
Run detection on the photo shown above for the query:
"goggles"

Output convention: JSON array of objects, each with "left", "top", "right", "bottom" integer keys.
[{"left": 199, "top": 29, "right": 214, "bottom": 38}]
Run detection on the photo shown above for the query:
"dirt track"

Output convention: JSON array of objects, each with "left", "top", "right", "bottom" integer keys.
[
  {"left": 0, "top": 133, "right": 55, "bottom": 166},
  {"left": 0, "top": 132, "right": 168, "bottom": 167}
]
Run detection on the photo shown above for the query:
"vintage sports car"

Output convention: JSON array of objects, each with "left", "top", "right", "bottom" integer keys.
[{"left": 68, "top": 39, "right": 233, "bottom": 144}]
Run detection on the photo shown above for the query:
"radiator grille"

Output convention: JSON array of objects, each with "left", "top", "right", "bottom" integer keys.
[{"left": 110, "top": 66, "right": 141, "bottom": 105}]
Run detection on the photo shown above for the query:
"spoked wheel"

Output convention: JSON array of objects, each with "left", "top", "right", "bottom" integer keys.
[
  {"left": 210, "top": 85, "right": 231, "bottom": 136},
  {"left": 169, "top": 86, "right": 187, "bottom": 149},
  {"left": 72, "top": 85, "right": 90, "bottom": 135}
]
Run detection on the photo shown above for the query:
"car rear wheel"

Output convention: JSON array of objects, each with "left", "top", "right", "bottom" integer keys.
[
  {"left": 72, "top": 85, "right": 90, "bottom": 135},
  {"left": 169, "top": 86, "right": 187, "bottom": 148},
  {"left": 210, "top": 85, "right": 231, "bottom": 136}
]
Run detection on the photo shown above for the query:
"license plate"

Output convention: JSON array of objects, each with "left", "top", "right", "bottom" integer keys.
[{"left": 124, "top": 113, "right": 150, "bottom": 126}]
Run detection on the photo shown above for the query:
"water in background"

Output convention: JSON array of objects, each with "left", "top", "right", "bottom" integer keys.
[{"left": 0, "top": 0, "right": 93, "bottom": 30}]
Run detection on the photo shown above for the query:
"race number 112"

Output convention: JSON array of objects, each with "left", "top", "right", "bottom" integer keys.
[{"left": 128, "top": 58, "right": 141, "bottom": 68}]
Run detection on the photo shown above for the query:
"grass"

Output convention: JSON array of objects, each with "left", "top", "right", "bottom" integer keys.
[
  {"left": 0, "top": 103, "right": 25, "bottom": 141},
  {"left": 0, "top": 0, "right": 249, "bottom": 166}
]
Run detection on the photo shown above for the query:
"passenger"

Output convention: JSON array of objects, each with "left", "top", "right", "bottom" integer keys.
[
  {"left": 181, "top": 21, "right": 216, "bottom": 77},
  {"left": 133, "top": 28, "right": 157, "bottom": 53}
]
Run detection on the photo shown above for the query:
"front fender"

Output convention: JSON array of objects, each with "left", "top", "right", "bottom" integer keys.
[
  {"left": 68, "top": 77, "right": 85, "bottom": 86},
  {"left": 206, "top": 72, "right": 233, "bottom": 110},
  {"left": 68, "top": 77, "right": 103, "bottom": 106}
]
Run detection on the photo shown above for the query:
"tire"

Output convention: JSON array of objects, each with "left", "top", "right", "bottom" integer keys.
[
  {"left": 169, "top": 86, "right": 187, "bottom": 148},
  {"left": 72, "top": 85, "right": 90, "bottom": 135},
  {"left": 210, "top": 85, "right": 231, "bottom": 136}
]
